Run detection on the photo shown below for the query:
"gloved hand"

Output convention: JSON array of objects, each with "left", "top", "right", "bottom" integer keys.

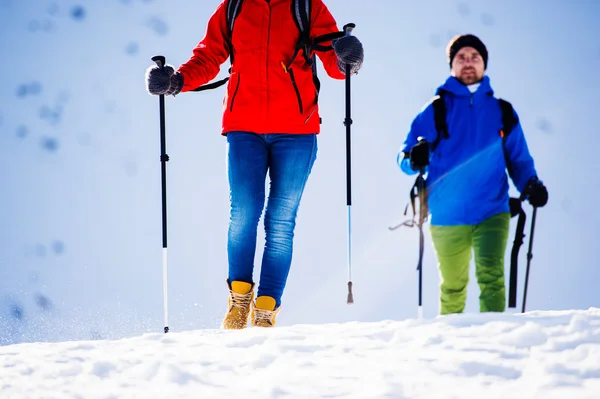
[
  {"left": 332, "top": 35, "right": 364, "bottom": 75},
  {"left": 523, "top": 176, "right": 548, "bottom": 207},
  {"left": 409, "top": 139, "right": 430, "bottom": 171},
  {"left": 145, "top": 64, "right": 184, "bottom": 96}
]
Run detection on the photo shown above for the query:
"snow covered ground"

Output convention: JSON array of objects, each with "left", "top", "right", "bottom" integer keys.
[
  {"left": 3, "top": 0, "right": 600, "bottom": 346},
  {"left": 2, "top": 308, "right": 599, "bottom": 399}
]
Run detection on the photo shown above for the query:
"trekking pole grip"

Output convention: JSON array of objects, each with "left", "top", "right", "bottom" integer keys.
[{"left": 152, "top": 55, "right": 166, "bottom": 69}]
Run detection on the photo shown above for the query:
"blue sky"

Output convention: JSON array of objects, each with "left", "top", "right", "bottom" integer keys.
[{"left": 1, "top": 0, "right": 599, "bottom": 344}]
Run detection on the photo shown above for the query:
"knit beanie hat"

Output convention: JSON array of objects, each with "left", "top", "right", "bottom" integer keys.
[{"left": 447, "top": 34, "right": 488, "bottom": 69}]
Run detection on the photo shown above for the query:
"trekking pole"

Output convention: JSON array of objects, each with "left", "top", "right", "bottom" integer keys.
[
  {"left": 343, "top": 23, "right": 356, "bottom": 305},
  {"left": 521, "top": 206, "right": 538, "bottom": 313},
  {"left": 416, "top": 169, "right": 426, "bottom": 319},
  {"left": 507, "top": 198, "right": 526, "bottom": 309},
  {"left": 388, "top": 138, "right": 429, "bottom": 318},
  {"left": 151, "top": 55, "right": 170, "bottom": 333}
]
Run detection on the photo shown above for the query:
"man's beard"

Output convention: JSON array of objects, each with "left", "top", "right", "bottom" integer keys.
[{"left": 459, "top": 68, "right": 482, "bottom": 85}]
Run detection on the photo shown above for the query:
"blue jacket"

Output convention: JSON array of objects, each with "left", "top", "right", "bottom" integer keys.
[{"left": 397, "top": 76, "right": 537, "bottom": 226}]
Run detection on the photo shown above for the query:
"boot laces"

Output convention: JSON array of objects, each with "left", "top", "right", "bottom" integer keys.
[
  {"left": 253, "top": 308, "right": 276, "bottom": 325},
  {"left": 229, "top": 290, "right": 252, "bottom": 309}
]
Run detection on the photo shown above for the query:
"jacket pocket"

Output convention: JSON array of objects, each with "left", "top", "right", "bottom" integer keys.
[
  {"left": 287, "top": 68, "right": 303, "bottom": 114},
  {"left": 229, "top": 72, "right": 241, "bottom": 112}
]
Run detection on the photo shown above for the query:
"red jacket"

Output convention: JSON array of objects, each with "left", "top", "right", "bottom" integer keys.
[{"left": 178, "top": 0, "right": 345, "bottom": 135}]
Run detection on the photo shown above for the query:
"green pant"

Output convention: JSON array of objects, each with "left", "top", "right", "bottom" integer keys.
[{"left": 430, "top": 212, "right": 510, "bottom": 315}]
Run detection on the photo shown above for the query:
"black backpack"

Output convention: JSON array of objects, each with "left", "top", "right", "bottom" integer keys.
[
  {"left": 192, "top": 0, "right": 345, "bottom": 118},
  {"left": 430, "top": 91, "right": 525, "bottom": 309}
]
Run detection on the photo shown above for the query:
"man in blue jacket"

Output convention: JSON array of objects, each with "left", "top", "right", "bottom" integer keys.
[{"left": 397, "top": 34, "right": 548, "bottom": 314}]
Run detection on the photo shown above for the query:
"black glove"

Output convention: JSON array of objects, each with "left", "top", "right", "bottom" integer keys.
[
  {"left": 409, "top": 139, "right": 430, "bottom": 171},
  {"left": 145, "top": 64, "right": 184, "bottom": 96},
  {"left": 523, "top": 177, "right": 548, "bottom": 207},
  {"left": 332, "top": 35, "right": 364, "bottom": 75}
]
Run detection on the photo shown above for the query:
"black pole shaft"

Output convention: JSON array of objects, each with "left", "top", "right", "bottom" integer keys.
[
  {"left": 159, "top": 94, "right": 168, "bottom": 249},
  {"left": 521, "top": 207, "right": 538, "bottom": 313},
  {"left": 345, "top": 64, "right": 352, "bottom": 207}
]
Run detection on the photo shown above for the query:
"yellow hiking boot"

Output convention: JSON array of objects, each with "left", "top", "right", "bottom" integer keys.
[
  {"left": 251, "top": 296, "right": 280, "bottom": 328},
  {"left": 221, "top": 280, "right": 254, "bottom": 330}
]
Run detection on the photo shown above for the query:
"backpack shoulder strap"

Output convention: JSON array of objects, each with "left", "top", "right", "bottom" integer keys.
[
  {"left": 226, "top": 0, "right": 244, "bottom": 37},
  {"left": 291, "top": 0, "right": 310, "bottom": 36},
  {"left": 498, "top": 98, "right": 518, "bottom": 138},
  {"left": 497, "top": 98, "right": 519, "bottom": 177},
  {"left": 431, "top": 90, "right": 449, "bottom": 152},
  {"left": 226, "top": 0, "right": 244, "bottom": 59},
  {"left": 289, "top": 0, "right": 345, "bottom": 65},
  {"left": 289, "top": 0, "right": 312, "bottom": 65}
]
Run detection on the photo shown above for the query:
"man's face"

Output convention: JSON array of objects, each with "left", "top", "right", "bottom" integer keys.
[{"left": 451, "top": 46, "right": 485, "bottom": 85}]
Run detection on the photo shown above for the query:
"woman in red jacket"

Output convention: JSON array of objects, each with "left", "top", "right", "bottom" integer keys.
[{"left": 145, "top": 0, "right": 363, "bottom": 329}]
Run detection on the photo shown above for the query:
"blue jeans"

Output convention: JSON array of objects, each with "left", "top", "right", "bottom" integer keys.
[{"left": 226, "top": 132, "right": 317, "bottom": 307}]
